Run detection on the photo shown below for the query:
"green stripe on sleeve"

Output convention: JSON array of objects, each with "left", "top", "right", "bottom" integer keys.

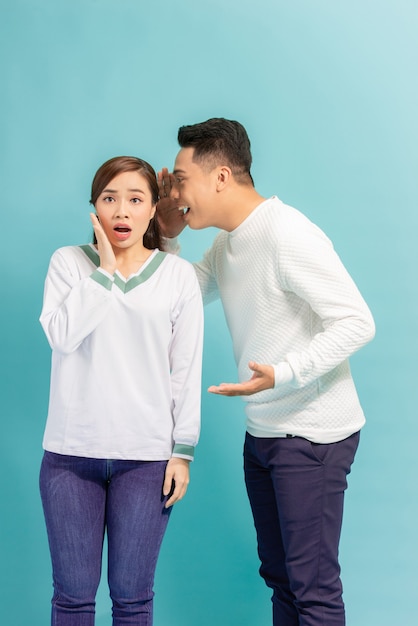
[{"left": 172, "top": 443, "right": 195, "bottom": 460}]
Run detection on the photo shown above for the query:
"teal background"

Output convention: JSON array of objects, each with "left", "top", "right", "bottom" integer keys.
[{"left": 1, "top": 1, "right": 417, "bottom": 624}]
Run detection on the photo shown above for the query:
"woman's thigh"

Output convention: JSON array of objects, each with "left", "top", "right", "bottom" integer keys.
[
  {"left": 106, "top": 460, "right": 172, "bottom": 598},
  {"left": 39, "top": 451, "right": 107, "bottom": 598}
]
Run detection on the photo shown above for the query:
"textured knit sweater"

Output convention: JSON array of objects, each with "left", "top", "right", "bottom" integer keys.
[
  {"left": 40, "top": 245, "right": 203, "bottom": 461},
  {"left": 193, "top": 196, "right": 375, "bottom": 443}
]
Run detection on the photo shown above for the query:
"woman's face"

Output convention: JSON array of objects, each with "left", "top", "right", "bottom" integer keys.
[{"left": 95, "top": 170, "right": 156, "bottom": 251}]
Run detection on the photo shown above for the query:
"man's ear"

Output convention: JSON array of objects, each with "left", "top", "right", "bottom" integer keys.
[{"left": 216, "top": 166, "right": 232, "bottom": 190}]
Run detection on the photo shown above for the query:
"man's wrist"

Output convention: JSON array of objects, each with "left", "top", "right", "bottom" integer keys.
[{"left": 273, "top": 362, "right": 294, "bottom": 387}]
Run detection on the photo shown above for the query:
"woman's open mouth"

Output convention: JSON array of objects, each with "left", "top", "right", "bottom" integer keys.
[{"left": 113, "top": 224, "right": 132, "bottom": 240}]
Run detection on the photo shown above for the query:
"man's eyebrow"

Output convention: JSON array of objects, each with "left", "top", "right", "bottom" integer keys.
[{"left": 173, "top": 169, "right": 186, "bottom": 175}]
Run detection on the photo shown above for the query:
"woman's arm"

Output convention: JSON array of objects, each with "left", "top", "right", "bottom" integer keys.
[
  {"left": 40, "top": 215, "right": 118, "bottom": 354},
  {"left": 40, "top": 248, "right": 114, "bottom": 354},
  {"left": 169, "top": 268, "right": 204, "bottom": 455}
]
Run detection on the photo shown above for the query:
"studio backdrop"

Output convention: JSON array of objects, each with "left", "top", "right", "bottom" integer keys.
[{"left": 1, "top": 1, "right": 417, "bottom": 625}]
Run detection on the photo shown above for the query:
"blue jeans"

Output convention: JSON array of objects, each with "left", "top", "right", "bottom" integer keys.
[
  {"left": 39, "top": 452, "right": 172, "bottom": 626},
  {"left": 244, "top": 431, "right": 360, "bottom": 626}
]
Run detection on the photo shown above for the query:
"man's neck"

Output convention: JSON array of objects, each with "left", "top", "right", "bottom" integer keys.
[{"left": 216, "top": 187, "right": 266, "bottom": 232}]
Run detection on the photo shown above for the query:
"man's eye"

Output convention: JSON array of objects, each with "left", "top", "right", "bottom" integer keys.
[{"left": 175, "top": 177, "right": 183, "bottom": 184}]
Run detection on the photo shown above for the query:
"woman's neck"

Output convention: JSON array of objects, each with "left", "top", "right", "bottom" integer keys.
[{"left": 113, "top": 245, "right": 154, "bottom": 278}]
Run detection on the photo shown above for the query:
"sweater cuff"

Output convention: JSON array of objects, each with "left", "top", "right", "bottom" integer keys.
[
  {"left": 172, "top": 443, "right": 194, "bottom": 461},
  {"left": 273, "top": 362, "right": 294, "bottom": 387}
]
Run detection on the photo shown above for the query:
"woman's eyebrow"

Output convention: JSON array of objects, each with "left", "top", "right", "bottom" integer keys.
[{"left": 101, "top": 187, "right": 146, "bottom": 194}]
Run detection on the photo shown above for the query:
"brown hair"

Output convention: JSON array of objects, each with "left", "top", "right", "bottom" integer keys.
[{"left": 90, "top": 156, "right": 163, "bottom": 250}]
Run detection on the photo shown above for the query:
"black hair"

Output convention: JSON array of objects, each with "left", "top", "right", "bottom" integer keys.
[{"left": 177, "top": 118, "right": 254, "bottom": 185}]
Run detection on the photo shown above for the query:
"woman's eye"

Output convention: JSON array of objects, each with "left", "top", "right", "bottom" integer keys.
[
  {"left": 103, "top": 196, "right": 114, "bottom": 202},
  {"left": 131, "top": 198, "right": 142, "bottom": 204},
  {"left": 175, "top": 177, "right": 183, "bottom": 184}
]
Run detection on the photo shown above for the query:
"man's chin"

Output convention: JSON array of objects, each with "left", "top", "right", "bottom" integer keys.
[
  {"left": 185, "top": 212, "right": 208, "bottom": 230},
  {"left": 188, "top": 221, "right": 206, "bottom": 231}
]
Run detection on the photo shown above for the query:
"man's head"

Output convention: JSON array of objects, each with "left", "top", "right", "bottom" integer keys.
[
  {"left": 177, "top": 118, "right": 253, "bottom": 186},
  {"left": 171, "top": 118, "right": 259, "bottom": 231}
]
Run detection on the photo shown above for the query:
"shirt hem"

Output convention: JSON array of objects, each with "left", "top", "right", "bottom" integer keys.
[
  {"left": 42, "top": 444, "right": 173, "bottom": 461},
  {"left": 246, "top": 420, "right": 365, "bottom": 444}
]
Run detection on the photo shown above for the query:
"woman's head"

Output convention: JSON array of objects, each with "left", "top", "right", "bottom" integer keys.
[{"left": 90, "top": 156, "right": 163, "bottom": 250}]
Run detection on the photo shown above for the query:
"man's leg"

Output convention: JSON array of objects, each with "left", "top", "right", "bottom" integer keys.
[
  {"left": 244, "top": 433, "right": 299, "bottom": 626},
  {"left": 244, "top": 431, "right": 360, "bottom": 626}
]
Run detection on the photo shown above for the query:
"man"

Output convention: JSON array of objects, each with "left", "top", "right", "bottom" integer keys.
[{"left": 157, "top": 118, "right": 375, "bottom": 626}]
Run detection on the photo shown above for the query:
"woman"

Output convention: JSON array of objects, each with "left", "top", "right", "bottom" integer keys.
[{"left": 39, "top": 156, "right": 204, "bottom": 625}]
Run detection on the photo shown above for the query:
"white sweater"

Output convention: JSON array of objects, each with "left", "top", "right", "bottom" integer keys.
[
  {"left": 194, "top": 197, "right": 375, "bottom": 443},
  {"left": 40, "top": 245, "right": 203, "bottom": 461}
]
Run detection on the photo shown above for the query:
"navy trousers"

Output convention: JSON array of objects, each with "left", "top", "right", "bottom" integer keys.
[{"left": 244, "top": 431, "right": 360, "bottom": 626}]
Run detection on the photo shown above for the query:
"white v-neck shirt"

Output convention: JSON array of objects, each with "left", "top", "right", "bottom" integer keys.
[{"left": 40, "top": 245, "right": 203, "bottom": 461}]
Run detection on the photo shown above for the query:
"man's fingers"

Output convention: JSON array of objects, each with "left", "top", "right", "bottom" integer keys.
[
  {"left": 208, "top": 363, "right": 274, "bottom": 396},
  {"left": 208, "top": 382, "right": 248, "bottom": 396},
  {"left": 158, "top": 167, "right": 171, "bottom": 198}
]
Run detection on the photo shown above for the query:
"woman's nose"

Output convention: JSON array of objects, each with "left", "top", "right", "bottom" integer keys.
[{"left": 114, "top": 200, "right": 129, "bottom": 217}]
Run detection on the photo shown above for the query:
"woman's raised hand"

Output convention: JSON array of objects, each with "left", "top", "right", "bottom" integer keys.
[{"left": 90, "top": 213, "right": 117, "bottom": 275}]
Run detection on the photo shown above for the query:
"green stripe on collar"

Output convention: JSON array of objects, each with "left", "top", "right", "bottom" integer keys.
[
  {"left": 80, "top": 244, "right": 99, "bottom": 265},
  {"left": 90, "top": 269, "right": 113, "bottom": 291},
  {"left": 79, "top": 246, "right": 167, "bottom": 294},
  {"left": 122, "top": 251, "right": 167, "bottom": 293}
]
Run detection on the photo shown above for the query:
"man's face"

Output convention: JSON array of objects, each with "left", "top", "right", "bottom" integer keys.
[{"left": 172, "top": 147, "right": 220, "bottom": 229}]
